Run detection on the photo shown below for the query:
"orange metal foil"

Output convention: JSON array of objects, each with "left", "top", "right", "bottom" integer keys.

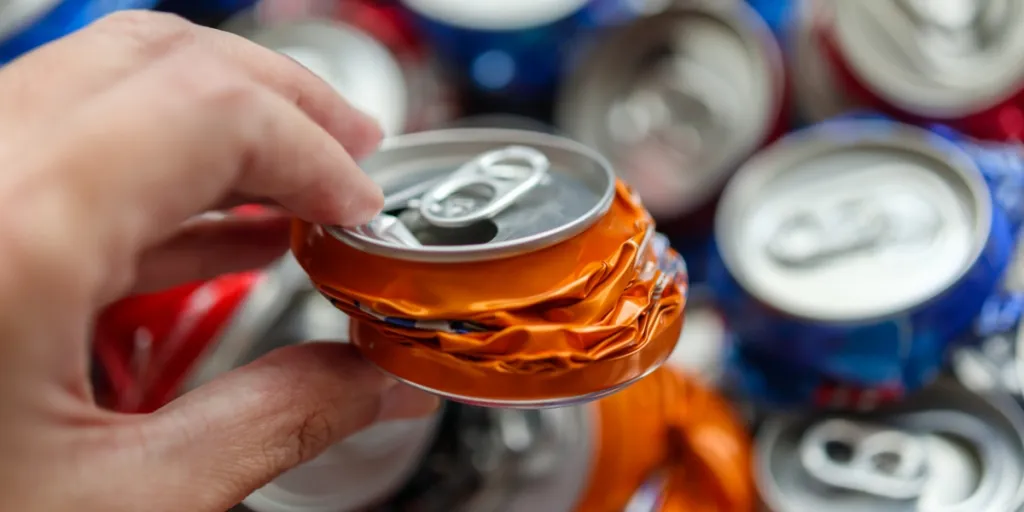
[
  {"left": 292, "top": 181, "right": 687, "bottom": 402},
  {"left": 574, "top": 368, "right": 755, "bottom": 512}
]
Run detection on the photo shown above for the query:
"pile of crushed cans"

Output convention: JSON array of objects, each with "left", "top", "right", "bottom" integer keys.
[{"left": 9, "top": 0, "right": 1024, "bottom": 510}]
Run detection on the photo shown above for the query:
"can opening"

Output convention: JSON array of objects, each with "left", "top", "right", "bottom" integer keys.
[{"left": 387, "top": 203, "right": 500, "bottom": 246}]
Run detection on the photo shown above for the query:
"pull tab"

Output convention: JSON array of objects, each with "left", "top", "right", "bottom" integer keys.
[
  {"left": 418, "top": 145, "right": 550, "bottom": 228},
  {"left": 800, "top": 419, "right": 929, "bottom": 499},
  {"left": 767, "top": 198, "right": 891, "bottom": 268},
  {"left": 344, "top": 213, "right": 423, "bottom": 248},
  {"left": 623, "top": 469, "right": 669, "bottom": 512}
]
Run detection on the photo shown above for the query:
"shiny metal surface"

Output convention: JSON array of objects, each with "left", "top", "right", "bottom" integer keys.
[
  {"left": 664, "top": 299, "right": 727, "bottom": 387},
  {"left": 181, "top": 255, "right": 347, "bottom": 392},
  {"left": 401, "top": 0, "right": 589, "bottom": 30},
  {"left": 833, "top": 0, "right": 1024, "bottom": 116},
  {"left": 756, "top": 379, "right": 1024, "bottom": 512},
  {"left": 716, "top": 121, "right": 991, "bottom": 322},
  {"left": 557, "top": 0, "right": 782, "bottom": 220},
  {"left": 788, "top": 0, "right": 859, "bottom": 123},
  {"left": 230, "top": 20, "right": 408, "bottom": 137},
  {"left": 328, "top": 129, "right": 616, "bottom": 263}
]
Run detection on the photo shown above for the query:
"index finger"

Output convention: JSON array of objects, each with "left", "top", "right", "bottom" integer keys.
[{"left": 0, "top": 11, "right": 383, "bottom": 158}]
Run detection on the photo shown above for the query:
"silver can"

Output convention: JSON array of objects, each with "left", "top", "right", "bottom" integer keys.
[
  {"left": 755, "top": 378, "right": 1024, "bottom": 511},
  {"left": 556, "top": 0, "right": 785, "bottom": 234},
  {"left": 225, "top": 18, "right": 410, "bottom": 137},
  {"left": 830, "top": 0, "right": 1024, "bottom": 119},
  {"left": 663, "top": 294, "right": 728, "bottom": 388},
  {"left": 787, "top": 0, "right": 862, "bottom": 124},
  {"left": 331, "top": 128, "right": 617, "bottom": 263}
]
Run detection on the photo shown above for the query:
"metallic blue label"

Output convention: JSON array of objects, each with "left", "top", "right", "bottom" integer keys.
[{"left": 0, "top": 0, "right": 158, "bottom": 64}]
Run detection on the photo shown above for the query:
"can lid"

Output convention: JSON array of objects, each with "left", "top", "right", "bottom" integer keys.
[
  {"left": 833, "top": 0, "right": 1024, "bottom": 116},
  {"left": 755, "top": 379, "right": 1024, "bottom": 512},
  {"left": 232, "top": 20, "right": 408, "bottom": 137},
  {"left": 244, "top": 413, "right": 442, "bottom": 512},
  {"left": 0, "top": 0, "right": 62, "bottom": 43},
  {"left": 716, "top": 120, "right": 992, "bottom": 322},
  {"left": 556, "top": 1, "right": 783, "bottom": 220},
  {"left": 400, "top": 0, "right": 589, "bottom": 31},
  {"left": 328, "top": 129, "right": 616, "bottom": 263}
]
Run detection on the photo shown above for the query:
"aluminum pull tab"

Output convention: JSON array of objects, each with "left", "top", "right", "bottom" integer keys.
[
  {"left": 800, "top": 418, "right": 929, "bottom": 499},
  {"left": 767, "top": 198, "right": 890, "bottom": 268},
  {"left": 343, "top": 213, "right": 423, "bottom": 248},
  {"left": 418, "top": 145, "right": 550, "bottom": 228}
]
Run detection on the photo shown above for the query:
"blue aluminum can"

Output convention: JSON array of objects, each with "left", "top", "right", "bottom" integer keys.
[
  {"left": 744, "top": 0, "right": 793, "bottom": 40},
  {"left": 708, "top": 118, "right": 1014, "bottom": 389},
  {"left": 399, "top": 0, "right": 638, "bottom": 104},
  {"left": 0, "top": 0, "right": 158, "bottom": 65}
]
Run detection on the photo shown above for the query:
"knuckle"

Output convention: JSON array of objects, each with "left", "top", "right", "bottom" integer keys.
[
  {"left": 276, "top": 410, "right": 336, "bottom": 469},
  {"left": 93, "top": 10, "right": 196, "bottom": 57}
]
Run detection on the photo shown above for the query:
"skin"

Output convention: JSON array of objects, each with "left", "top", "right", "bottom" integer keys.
[{"left": 0, "top": 11, "right": 439, "bottom": 512}]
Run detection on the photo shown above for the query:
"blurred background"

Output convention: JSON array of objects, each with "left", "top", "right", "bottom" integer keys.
[{"left": 7, "top": 0, "right": 1024, "bottom": 511}]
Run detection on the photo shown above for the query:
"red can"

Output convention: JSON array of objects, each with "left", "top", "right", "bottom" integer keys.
[{"left": 817, "top": 1, "right": 1024, "bottom": 141}]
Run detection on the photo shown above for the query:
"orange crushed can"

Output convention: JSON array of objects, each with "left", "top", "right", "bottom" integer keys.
[{"left": 292, "top": 129, "right": 689, "bottom": 407}]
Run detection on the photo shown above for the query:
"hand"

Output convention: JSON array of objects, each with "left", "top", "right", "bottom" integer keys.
[{"left": 0, "top": 11, "right": 438, "bottom": 512}]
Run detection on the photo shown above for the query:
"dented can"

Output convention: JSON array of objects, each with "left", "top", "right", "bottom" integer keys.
[
  {"left": 556, "top": 0, "right": 786, "bottom": 244},
  {"left": 374, "top": 367, "right": 753, "bottom": 512},
  {"left": 755, "top": 379, "right": 1024, "bottom": 511},
  {"left": 708, "top": 119, "right": 1013, "bottom": 400},
  {"left": 819, "top": 0, "right": 1024, "bottom": 141},
  {"left": 292, "top": 128, "right": 688, "bottom": 408}
]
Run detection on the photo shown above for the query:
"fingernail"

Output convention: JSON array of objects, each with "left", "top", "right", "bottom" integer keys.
[{"left": 376, "top": 384, "right": 441, "bottom": 422}]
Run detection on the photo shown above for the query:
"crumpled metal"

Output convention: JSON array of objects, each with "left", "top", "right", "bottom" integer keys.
[{"left": 293, "top": 181, "right": 687, "bottom": 379}]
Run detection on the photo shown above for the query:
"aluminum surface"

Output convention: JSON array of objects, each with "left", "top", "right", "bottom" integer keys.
[
  {"left": 833, "top": 0, "right": 1024, "bottom": 116},
  {"left": 0, "top": 0, "right": 61, "bottom": 41},
  {"left": 664, "top": 299, "right": 727, "bottom": 387},
  {"left": 182, "top": 255, "right": 348, "bottom": 392},
  {"left": 788, "top": 0, "right": 858, "bottom": 123},
  {"left": 716, "top": 121, "right": 991, "bottom": 322},
  {"left": 244, "top": 411, "right": 443, "bottom": 512},
  {"left": 401, "top": 0, "right": 589, "bottom": 31},
  {"left": 230, "top": 20, "right": 408, "bottom": 137},
  {"left": 557, "top": 1, "right": 782, "bottom": 220},
  {"left": 329, "top": 129, "right": 616, "bottom": 263},
  {"left": 756, "top": 379, "right": 1024, "bottom": 512}
]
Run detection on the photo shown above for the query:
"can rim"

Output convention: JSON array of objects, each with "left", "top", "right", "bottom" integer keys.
[
  {"left": 554, "top": 0, "right": 786, "bottom": 219},
  {"left": 0, "top": 0, "right": 63, "bottom": 43},
  {"left": 832, "top": 2, "right": 1024, "bottom": 117},
  {"left": 401, "top": 0, "right": 591, "bottom": 31},
  {"left": 328, "top": 128, "right": 618, "bottom": 264},
  {"left": 714, "top": 120, "right": 993, "bottom": 324}
]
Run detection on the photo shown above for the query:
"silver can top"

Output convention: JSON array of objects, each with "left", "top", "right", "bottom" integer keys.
[
  {"left": 556, "top": 1, "right": 783, "bottom": 220},
  {"left": 400, "top": 0, "right": 589, "bottom": 30},
  {"left": 755, "top": 379, "right": 1024, "bottom": 512},
  {"left": 789, "top": 0, "right": 863, "bottom": 123},
  {"left": 244, "top": 411, "right": 444, "bottom": 512},
  {"left": 0, "top": 0, "right": 61, "bottom": 42},
  {"left": 330, "top": 129, "right": 616, "bottom": 263},
  {"left": 715, "top": 120, "right": 992, "bottom": 322},
  {"left": 228, "top": 19, "right": 409, "bottom": 137},
  {"left": 833, "top": 0, "right": 1024, "bottom": 117}
]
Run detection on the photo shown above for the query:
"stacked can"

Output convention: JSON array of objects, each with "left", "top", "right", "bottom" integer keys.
[
  {"left": 292, "top": 128, "right": 688, "bottom": 407},
  {"left": 0, "top": 0, "right": 159, "bottom": 65},
  {"left": 556, "top": 0, "right": 786, "bottom": 285},
  {"left": 398, "top": 0, "right": 641, "bottom": 117},
  {"left": 710, "top": 118, "right": 1015, "bottom": 411},
  {"left": 755, "top": 378, "right": 1024, "bottom": 511},
  {"left": 810, "top": 0, "right": 1024, "bottom": 142}
]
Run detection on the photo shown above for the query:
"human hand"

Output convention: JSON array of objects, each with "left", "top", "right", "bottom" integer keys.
[{"left": 0, "top": 11, "right": 438, "bottom": 512}]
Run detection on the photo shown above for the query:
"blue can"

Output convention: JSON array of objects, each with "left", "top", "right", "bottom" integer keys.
[
  {"left": 707, "top": 118, "right": 1014, "bottom": 389},
  {"left": 399, "top": 0, "right": 637, "bottom": 104},
  {"left": 724, "top": 343, "right": 920, "bottom": 411},
  {"left": 0, "top": 0, "right": 158, "bottom": 65},
  {"left": 744, "top": 0, "right": 794, "bottom": 40}
]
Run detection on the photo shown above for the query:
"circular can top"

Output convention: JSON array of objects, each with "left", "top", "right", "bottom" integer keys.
[
  {"left": 716, "top": 120, "right": 992, "bottom": 322},
  {"left": 244, "top": 412, "right": 443, "bottom": 512},
  {"left": 229, "top": 19, "right": 408, "bottom": 137},
  {"left": 833, "top": 0, "right": 1024, "bottom": 117},
  {"left": 0, "top": 0, "right": 61, "bottom": 42},
  {"left": 400, "top": 0, "right": 589, "bottom": 31},
  {"left": 755, "top": 379, "right": 1024, "bottom": 512},
  {"left": 328, "top": 128, "right": 616, "bottom": 263},
  {"left": 556, "top": 0, "right": 784, "bottom": 220}
]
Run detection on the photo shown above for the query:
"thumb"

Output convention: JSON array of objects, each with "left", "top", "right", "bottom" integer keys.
[{"left": 134, "top": 343, "right": 439, "bottom": 511}]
